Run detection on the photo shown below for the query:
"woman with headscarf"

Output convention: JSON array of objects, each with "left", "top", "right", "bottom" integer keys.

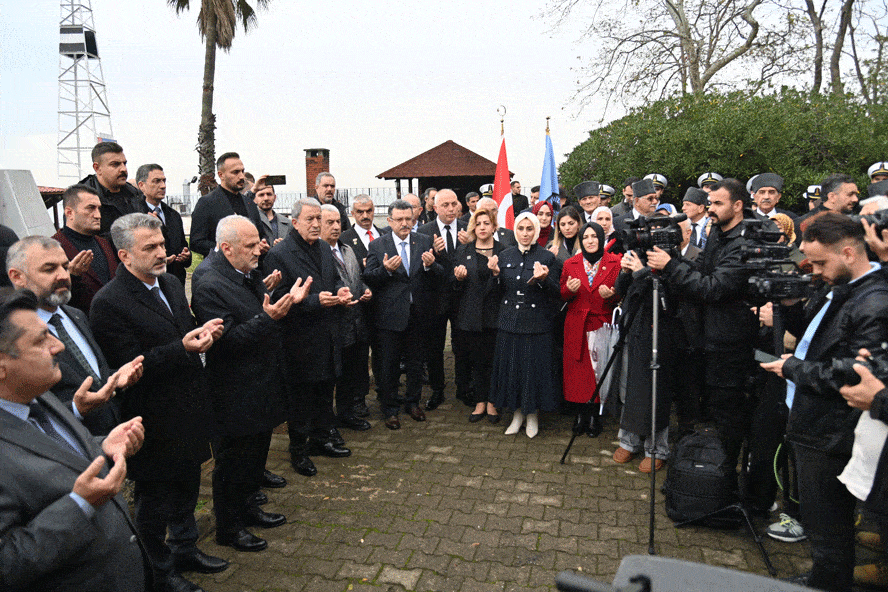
[
  {"left": 593, "top": 206, "right": 614, "bottom": 242},
  {"left": 532, "top": 201, "right": 554, "bottom": 247},
  {"left": 548, "top": 206, "right": 582, "bottom": 264},
  {"left": 489, "top": 211, "right": 562, "bottom": 438},
  {"left": 560, "top": 222, "right": 622, "bottom": 436}
]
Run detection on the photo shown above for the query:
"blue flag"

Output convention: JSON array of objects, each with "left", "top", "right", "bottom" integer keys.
[{"left": 540, "top": 132, "right": 559, "bottom": 209}]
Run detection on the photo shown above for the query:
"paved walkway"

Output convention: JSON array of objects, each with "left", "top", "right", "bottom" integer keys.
[{"left": 188, "top": 370, "right": 815, "bottom": 592}]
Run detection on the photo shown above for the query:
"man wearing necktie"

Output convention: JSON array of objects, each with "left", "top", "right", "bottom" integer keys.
[
  {"left": 418, "top": 189, "right": 468, "bottom": 410},
  {"left": 340, "top": 194, "right": 382, "bottom": 273},
  {"left": 137, "top": 164, "right": 191, "bottom": 285},
  {"left": 751, "top": 173, "right": 797, "bottom": 221},
  {"left": 0, "top": 289, "right": 150, "bottom": 592},
  {"left": 681, "top": 187, "right": 710, "bottom": 250},
  {"left": 6, "top": 236, "right": 144, "bottom": 437},
  {"left": 89, "top": 214, "right": 226, "bottom": 591},
  {"left": 574, "top": 181, "right": 602, "bottom": 224}
]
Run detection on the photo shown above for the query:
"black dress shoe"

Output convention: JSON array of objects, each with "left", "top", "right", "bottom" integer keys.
[
  {"left": 328, "top": 427, "right": 346, "bottom": 446},
  {"left": 425, "top": 391, "right": 445, "bottom": 411},
  {"left": 173, "top": 549, "right": 230, "bottom": 574},
  {"left": 352, "top": 401, "right": 370, "bottom": 417},
  {"left": 161, "top": 573, "right": 207, "bottom": 592},
  {"left": 339, "top": 415, "right": 372, "bottom": 431},
  {"left": 469, "top": 411, "right": 486, "bottom": 423},
  {"left": 291, "top": 455, "right": 317, "bottom": 477},
  {"left": 215, "top": 529, "right": 268, "bottom": 552},
  {"left": 384, "top": 415, "right": 401, "bottom": 430},
  {"left": 487, "top": 413, "right": 501, "bottom": 424},
  {"left": 245, "top": 506, "right": 287, "bottom": 528},
  {"left": 261, "top": 469, "right": 287, "bottom": 489},
  {"left": 407, "top": 404, "right": 427, "bottom": 422},
  {"left": 247, "top": 490, "right": 268, "bottom": 506},
  {"left": 309, "top": 440, "right": 352, "bottom": 458},
  {"left": 586, "top": 413, "right": 603, "bottom": 438}
]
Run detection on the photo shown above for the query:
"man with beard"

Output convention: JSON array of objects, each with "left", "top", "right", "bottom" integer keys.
[
  {"left": 136, "top": 164, "right": 191, "bottom": 285},
  {"left": 52, "top": 184, "right": 118, "bottom": 316},
  {"left": 794, "top": 173, "right": 860, "bottom": 245},
  {"left": 90, "top": 214, "right": 227, "bottom": 591},
  {"left": 6, "top": 236, "right": 143, "bottom": 436},
  {"left": 78, "top": 142, "right": 141, "bottom": 241},
  {"left": 253, "top": 181, "right": 291, "bottom": 246},
  {"left": 190, "top": 152, "right": 267, "bottom": 258},
  {"left": 314, "top": 172, "right": 351, "bottom": 231}
]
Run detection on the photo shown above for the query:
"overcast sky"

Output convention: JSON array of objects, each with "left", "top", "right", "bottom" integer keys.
[{"left": 1, "top": 0, "right": 611, "bottom": 196}]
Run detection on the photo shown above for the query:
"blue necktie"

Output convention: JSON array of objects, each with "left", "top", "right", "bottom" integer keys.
[{"left": 400, "top": 241, "right": 410, "bottom": 276}]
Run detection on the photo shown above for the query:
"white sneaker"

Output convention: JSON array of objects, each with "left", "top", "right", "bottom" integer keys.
[{"left": 766, "top": 513, "right": 806, "bottom": 542}]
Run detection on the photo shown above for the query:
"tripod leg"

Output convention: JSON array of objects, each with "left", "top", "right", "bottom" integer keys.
[{"left": 737, "top": 505, "right": 778, "bottom": 576}]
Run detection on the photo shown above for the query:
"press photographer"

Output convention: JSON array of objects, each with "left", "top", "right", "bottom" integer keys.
[{"left": 759, "top": 212, "right": 888, "bottom": 591}]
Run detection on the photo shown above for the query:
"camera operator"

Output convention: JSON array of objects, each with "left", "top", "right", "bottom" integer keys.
[
  {"left": 759, "top": 212, "right": 888, "bottom": 591},
  {"left": 645, "top": 178, "right": 759, "bottom": 473}
]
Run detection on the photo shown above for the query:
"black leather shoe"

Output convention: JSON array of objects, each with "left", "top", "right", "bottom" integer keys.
[
  {"left": 407, "top": 404, "right": 427, "bottom": 422},
  {"left": 173, "top": 549, "right": 230, "bottom": 574},
  {"left": 247, "top": 490, "right": 268, "bottom": 506},
  {"left": 291, "top": 455, "right": 317, "bottom": 477},
  {"left": 160, "top": 573, "right": 207, "bottom": 592},
  {"left": 425, "top": 392, "right": 445, "bottom": 411},
  {"left": 487, "top": 413, "right": 501, "bottom": 424},
  {"left": 385, "top": 415, "right": 401, "bottom": 430},
  {"left": 339, "top": 415, "right": 372, "bottom": 431},
  {"left": 587, "top": 413, "right": 603, "bottom": 438},
  {"left": 245, "top": 506, "right": 287, "bottom": 528},
  {"left": 261, "top": 469, "right": 287, "bottom": 489},
  {"left": 469, "top": 411, "right": 486, "bottom": 423},
  {"left": 309, "top": 440, "right": 352, "bottom": 458},
  {"left": 328, "top": 427, "right": 346, "bottom": 446},
  {"left": 215, "top": 529, "right": 268, "bottom": 552},
  {"left": 352, "top": 401, "right": 370, "bottom": 417}
]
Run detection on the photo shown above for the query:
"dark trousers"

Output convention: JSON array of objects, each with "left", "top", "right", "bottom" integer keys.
[
  {"left": 212, "top": 432, "right": 266, "bottom": 535},
  {"left": 457, "top": 327, "right": 497, "bottom": 404},
  {"left": 377, "top": 308, "right": 424, "bottom": 417},
  {"left": 673, "top": 347, "right": 705, "bottom": 427},
  {"left": 747, "top": 378, "right": 791, "bottom": 512},
  {"left": 133, "top": 468, "right": 201, "bottom": 580},
  {"left": 336, "top": 340, "right": 370, "bottom": 417},
  {"left": 706, "top": 385, "right": 754, "bottom": 471},
  {"left": 426, "top": 308, "right": 469, "bottom": 396},
  {"left": 794, "top": 445, "right": 856, "bottom": 591},
  {"left": 287, "top": 380, "right": 336, "bottom": 456}
]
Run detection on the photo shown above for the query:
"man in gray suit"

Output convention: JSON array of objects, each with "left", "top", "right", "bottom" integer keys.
[
  {"left": 253, "top": 181, "right": 291, "bottom": 246},
  {"left": 0, "top": 289, "right": 149, "bottom": 591}
]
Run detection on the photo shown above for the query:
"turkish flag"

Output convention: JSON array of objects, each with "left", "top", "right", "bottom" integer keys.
[{"left": 492, "top": 138, "right": 514, "bottom": 230}]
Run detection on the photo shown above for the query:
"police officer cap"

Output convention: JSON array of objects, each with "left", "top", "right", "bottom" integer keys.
[
  {"left": 697, "top": 172, "right": 723, "bottom": 188},
  {"left": 479, "top": 183, "right": 493, "bottom": 196},
  {"left": 643, "top": 173, "right": 668, "bottom": 189},
  {"left": 683, "top": 187, "right": 708, "bottom": 206},
  {"left": 600, "top": 184, "right": 615, "bottom": 198},
  {"left": 868, "top": 179, "right": 888, "bottom": 199},
  {"left": 746, "top": 175, "right": 759, "bottom": 194},
  {"left": 868, "top": 162, "right": 888, "bottom": 179},
  {"left": 632, "top": 179, "right": 656, "bottom": 198},
  {"left": 750, "top": 173, "right": 784, "bottom": 194},
  {"left": 806, "top": 184, "right": 822, "bottom": 199},
  {"left": 573, "top": 181, "right": 600, "bottom": 199}
]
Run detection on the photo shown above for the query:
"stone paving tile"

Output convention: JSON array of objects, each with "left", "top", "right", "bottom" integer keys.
[{"left": 189, "top": 353, "right": 811, "bottom": 591}]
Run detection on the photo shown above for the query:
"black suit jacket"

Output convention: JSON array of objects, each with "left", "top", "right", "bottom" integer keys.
[
  {"left": 264, "top": 229, "right": 345, "bottom": 382},
  {"left": 496, "top": 228, "right": 517, "bottom": 248},
  {"left": 362, "top": 231, "right": 443, "bottom": 332},
  {"left": 139, "top": 200, "right": 192, "bottom": 284},
  {"left": 0, "top": 392, "right": 149, "bottom": 591},
  {"left": 189, "top": 186, "right": 264, "bottom": 256},
  {"left": 340, "top": 225, "right": 382, "bottom": 271},
  {"left": 191, "top": 254, "right": 286, "bottom": 436},
  {"left": 48, "top": 304, "right": 120, "bottom": 436},
  {"left": 418, "top": 219, "right": 467, "bottom": 315},
  {"left": 89, "top": 265, "right": 211, "bottom": 481},
  {"left": 451, "top": 240, "right": 507, "bottom": 331}
]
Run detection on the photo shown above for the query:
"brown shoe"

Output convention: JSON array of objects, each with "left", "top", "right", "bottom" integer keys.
[
  {"left": 613, "top": 447, "right": 636, "bottom": 463},
  {"left": 407, "top": 405, "right": 426, "bottom": 422},
  {"left": 384, "top": 415, "right": 401, "bottom": 430},
  {"left": 638, "top": 457, "right": 665, "bottom": 473},
  {"left": 854, "top": 563, "right": 888, "bottom": 587},
  {"left": 857, "top": 531, "right": 883, "bottom": 552}
]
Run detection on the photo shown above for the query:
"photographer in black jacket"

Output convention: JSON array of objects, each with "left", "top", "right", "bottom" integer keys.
[{"left": 761, "top": 212, "right": 888, "bottom": 591}]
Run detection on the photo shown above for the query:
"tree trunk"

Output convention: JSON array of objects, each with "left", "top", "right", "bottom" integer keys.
[
  {"left": 829, "top": 0, "right": 855, "bottom": 96},
  {"left": 198, "top": 3, "right": 218, "bottom": 196},
  {"left": 805, "top": 0, "right": 825, "bottom": 96}
]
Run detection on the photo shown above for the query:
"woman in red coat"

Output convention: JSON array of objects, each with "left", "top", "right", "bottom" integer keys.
[{"left": 560, "top": 222, "right": 622, "bottom": 436}]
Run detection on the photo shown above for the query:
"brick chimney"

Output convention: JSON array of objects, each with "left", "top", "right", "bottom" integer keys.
[{"left": 305, "top": 149, "right": 330, "bottom": 197}]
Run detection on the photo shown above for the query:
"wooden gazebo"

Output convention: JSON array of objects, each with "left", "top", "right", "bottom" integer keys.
[{"left": 376, "top": 140, "right": 511, "bottom": 202}]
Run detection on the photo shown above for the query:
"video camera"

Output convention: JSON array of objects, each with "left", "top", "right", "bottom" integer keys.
[
  {"left": 610, "top": 213, "right": 686, "bottom": 260},
  {"left": 850, "top": 209, "right": 888, "bottom": 234},
  {"left": 741, "top": 219, "right": 816, "bottom": 303},
  {"left": 831, "top": 342, "right": 888, "bottom": 389}
]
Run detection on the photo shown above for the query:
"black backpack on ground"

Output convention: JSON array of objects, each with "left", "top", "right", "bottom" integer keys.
[{"left": 664, "top": 427, "right": 742, "bottom": 528}]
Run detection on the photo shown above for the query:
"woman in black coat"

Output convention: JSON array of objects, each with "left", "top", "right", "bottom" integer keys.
[{"left": 489, "top": 211, "right": 562, "bottom": 438}]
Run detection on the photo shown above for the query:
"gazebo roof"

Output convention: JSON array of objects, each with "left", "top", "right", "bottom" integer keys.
[{"left": 377, "top": 140, "right": 509, "bottom": 179}]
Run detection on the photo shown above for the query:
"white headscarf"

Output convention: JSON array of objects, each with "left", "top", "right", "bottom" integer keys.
[
  {"left": 514, "top": 211, "right": 541, "bottom": 252},
  {"left": 592, "top": 205, "right": 613, "bottom": 236}
]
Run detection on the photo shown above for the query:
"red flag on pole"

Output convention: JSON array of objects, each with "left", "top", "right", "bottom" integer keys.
[{"left": 493, "top": 137, "right": 513, "bottom": 230}]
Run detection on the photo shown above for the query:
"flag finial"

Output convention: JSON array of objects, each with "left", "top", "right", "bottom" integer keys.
[
  {"left": 497, "top": 105, "right": 506, "bottom": 136},
  {"left": 546, "top": 116, "right": 550, "bottom": 134}
]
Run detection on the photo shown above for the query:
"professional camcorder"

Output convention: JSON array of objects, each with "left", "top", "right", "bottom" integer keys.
[
  {"left": 741, "top": 219, "right": 816, "bottom": 302},
  {"left": 850, "top": 209, "right": 888, "bottom": 234},
  {"left": 611, "top": 213, "right": 686, "bottom": 259},
  {"left": 831, "top": 342, "right": 888, "bottom": 388}
]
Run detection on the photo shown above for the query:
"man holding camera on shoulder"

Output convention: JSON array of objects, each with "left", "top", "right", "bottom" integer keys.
[{"left": 759, "top": 212, "right": 888, "bottom": 591}]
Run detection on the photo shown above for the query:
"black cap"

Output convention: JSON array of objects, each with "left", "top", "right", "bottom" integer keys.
[
  {"left": 682, "top": 187, "right": 708, "bottom": 206},
  {"left": 573, "top": 181, "right": 600, "bottom": 199},
  {"left": 868, "top": 179, "right": 888, "bottom": 199},
  {"left": 632, "top": 179, "right": 655, "bottom": 198},
  {"left": 750, "top": 173, "right": 784, "bottom": 194}
]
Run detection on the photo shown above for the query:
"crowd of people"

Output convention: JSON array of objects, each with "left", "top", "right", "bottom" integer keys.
[{"left": 1, "top": 140, "right": 888, "bottom": 592}]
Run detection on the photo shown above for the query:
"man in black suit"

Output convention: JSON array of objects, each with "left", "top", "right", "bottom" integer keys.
[
  {"left": 363, "top": 200, "right": 443, "bottom": 429},
  {"left": 192, "top": 215, "right": 310, "bottom": 553},
  {"left": 418, "top": 189, "right": 468, "bottom": 410},
  {"left": 510, "top": 180, "right": 529, "bottom": 218},
  {"left": 136, "top": 164, "right": 192, "bottom": 285},
  {"left": 6, "top": 236, "right": 144, "bottom": 436},
  {"left": 189, "top": 152, "right": 268, "bottom": 257},
  {"left": 340, "top": 194, "right": 382, "bottom": 271},
  {"left": 476, "top": 197, "right": 517, "bottom": 247},
  {"left": 0, "top": 290, "right": 149, "bottom": 592},
  {"left": 90, "top": 213, "right": 227, "bottom": 591},
  {"left": 750, "top": 173, "right": 797, "bottom": 221},
  {"left": 314, "top": 173, "right": 351, "bottom": 231},
  {"left": 265, "top": 199, "right": 354, "bottom": 477},
  {"left": 613, "top": 179, "right": 659, "bottom": 232}
]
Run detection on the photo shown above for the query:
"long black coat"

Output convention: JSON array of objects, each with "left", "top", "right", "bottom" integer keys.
[
  {"left": 191, "top": 254, "right": 286, "bottom": 436},
  {"left": 89, "top": 265, "right": 211, "bottom": 481},
  {"left": 451, "top": 241, "right": 505, "bottom": 332},
  {"left": 48, "top": 304, "right": 120, "bottom": 436},
  {"left": 265, "top": 229, "right": 345, "bottom": 383},
  {"left": 494, "top": 245, "right": 561, "bottom": 335},
  {"left": 189, "top": 186, "right": 264, "bottom": 257},
  {"left": 138, "top": 200, "right": 192, "bottom": 284}
]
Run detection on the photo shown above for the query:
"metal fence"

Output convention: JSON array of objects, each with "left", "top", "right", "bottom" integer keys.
[{"left": 167, "top": 187, "right": 401, "bottom": 218}]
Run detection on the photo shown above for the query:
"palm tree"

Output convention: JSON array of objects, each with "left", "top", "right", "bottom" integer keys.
[{"left": 167, "top": 0, "right": 269, "bottom": 194}]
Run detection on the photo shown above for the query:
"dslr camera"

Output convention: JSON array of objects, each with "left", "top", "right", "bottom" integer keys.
[{"left": 831, "top": 342, "right": 888, "bottom": 388}]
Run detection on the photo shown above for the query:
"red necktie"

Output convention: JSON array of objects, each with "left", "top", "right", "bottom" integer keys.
[{"left": 367, "top": 230, "right": 374, "bottom": 243}]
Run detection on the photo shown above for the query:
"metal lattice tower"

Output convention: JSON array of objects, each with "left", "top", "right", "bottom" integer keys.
[{"left": 57, "top": 0, "right": 114, "bottom": 182}]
